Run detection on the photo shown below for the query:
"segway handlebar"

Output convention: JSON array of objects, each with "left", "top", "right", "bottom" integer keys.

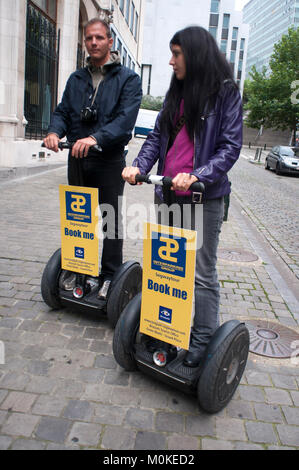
[
  {"left": 42, "top": 141, "right": 102, "bottom": 153},
  {"left": 135, "top": 174, "right": 205, "bottom": 194}
]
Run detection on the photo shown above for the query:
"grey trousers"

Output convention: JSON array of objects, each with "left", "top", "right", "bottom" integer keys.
[{"left": 155, "top": 195, "right": 224, "bottom": 354}]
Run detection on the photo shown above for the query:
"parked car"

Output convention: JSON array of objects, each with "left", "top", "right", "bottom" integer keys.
[{"left": 265, "top": 146, "right": 299, "bottom": 175}]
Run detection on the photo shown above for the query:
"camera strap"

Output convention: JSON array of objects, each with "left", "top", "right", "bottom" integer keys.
[{"left": 90, "top": 81, "right": 101, "bottom": 108}]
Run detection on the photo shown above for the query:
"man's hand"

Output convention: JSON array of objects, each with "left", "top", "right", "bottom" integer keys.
[
  {"left": 43, "top": 133, "right": 60, "bottom": 153},
  {"left": 71, "top": 136, "right": 97, "bottom": 158},
  {"left": 171, "top": 173, "right": 198, "bottom": 191},
  {"left": 122, "top": 166, "right": 141, "bottom": 185}
]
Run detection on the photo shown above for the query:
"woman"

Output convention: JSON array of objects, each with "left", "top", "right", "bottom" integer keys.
[{"left": 123, "top": 26, "right": 243, "bottom": 367}]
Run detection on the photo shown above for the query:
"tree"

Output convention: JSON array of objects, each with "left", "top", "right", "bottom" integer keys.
[{"left": 245, "top": 27, "right": 299, "bottom": 144}]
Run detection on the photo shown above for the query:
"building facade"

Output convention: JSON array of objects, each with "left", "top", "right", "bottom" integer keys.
[
  {"left": 244, "top": 0, "right": 299, "bottom": 77},
  {"left": 141, "top": 0, "right": 249, "bottom": 98},
  {"left": 0, "top": 0, "right": 145, "bottom": 166}
]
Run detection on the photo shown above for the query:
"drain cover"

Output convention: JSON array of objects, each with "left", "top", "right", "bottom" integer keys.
[
  {"left": 246, "top": 320, "right": 299, "bottom": 358},
  {"left": 218, "top": 248, "right": 258, "bottom": 262}
]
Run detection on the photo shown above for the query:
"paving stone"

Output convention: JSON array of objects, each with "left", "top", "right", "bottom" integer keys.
[
  {"left": 167, "top": 434, "right": 199, "bottom": 450},
  {"left": 93, "top": 403, "right": 126, "bottom": 425},
  {"left": 155, "top": 412, "right": 184, "bottom": 433},
  {"left": 32, "top": 395, "right": 67, "bottom": 417},
  {"left": 1, "top": 391, "right": 37, "bottom": 413},
  {"left": 63, "top": 399, "right": 94, "bottom": 421},
  {"left": 0, "top": 436, "right": 13, "bottom": 450},
  {"left": 125, "top": 407, "right": 154, "bottom": 430},
  {"left": 134, "top": 431, "right": 167, "bottom": 450},
  {"left": 254, "top": 403, "right": 284, "bottom": 423},
  {"left": 2, "top": 412, "right": 40, "bottom": 438},
  {"left": 245, "top": 421, "right": 278, "bottom": 444},
  {"left": 276, "top": 424, "right": 299, "bottom": 447},
  {"left": 67, "top": 422, "right": 102, "bottom": 447},
  {"left": 282, "top": 406, "right": 299, "bottom": 426},
  {"left": 185, "top": 414, "right": 215, "bottom": 437},
  {"left": 101, "top": 425, "right": 136, "bottom": 450},
  {"left": 35, "top": 416, "right": 71, "bottom": 443},
  {"left": 265, "top": 388, "right": 293, "bottom": 406},
  {"left": 201, "top": 438, "right": 234, "bottom": 450},
  {"left": 215, "top": 417, "right": 247, "bottom": 441},
  {"left": 10, "top": 438, "right": 46, "bottom": 450}
]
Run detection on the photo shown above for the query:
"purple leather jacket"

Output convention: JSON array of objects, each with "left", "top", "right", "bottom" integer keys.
[{"left": 133, "top": 80, "right": 243, "bottom": 201}]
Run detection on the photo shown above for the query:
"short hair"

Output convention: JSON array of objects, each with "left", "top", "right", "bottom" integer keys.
[{"left": 84, "top": 18, "right": 112, "bottom": 39}]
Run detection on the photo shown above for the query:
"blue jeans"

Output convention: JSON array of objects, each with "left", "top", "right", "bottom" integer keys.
[{"left": 155, "top": 195, "right": 224, "bottom": 354}]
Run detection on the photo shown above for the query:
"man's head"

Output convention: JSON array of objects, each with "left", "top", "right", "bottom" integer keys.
[{"left": 84, "top": 19, "right": 113, "bottom": 67}]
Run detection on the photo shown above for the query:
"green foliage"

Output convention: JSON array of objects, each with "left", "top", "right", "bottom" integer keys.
[
  {"left": 245, "top": 27, "right": 299, "bottom": 142},
  {"left": 141, "top": 95, "right": 164, "bottom": 111}
]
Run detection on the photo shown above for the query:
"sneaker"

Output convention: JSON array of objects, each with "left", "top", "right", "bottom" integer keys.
[{"left": 98, "top": 279, "right": 111, "bottom": 300}]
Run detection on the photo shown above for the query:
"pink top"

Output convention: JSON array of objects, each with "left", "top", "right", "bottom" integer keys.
[{"left": 162, "top": 100, "right": 194, "bottom": 196}]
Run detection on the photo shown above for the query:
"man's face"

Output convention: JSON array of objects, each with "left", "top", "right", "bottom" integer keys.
[
  {"left": 169, "top": 44, "right": 186, "bottom": 80},
  {"left": 84, "top": 22, "right": 113, "bottom": 66}
]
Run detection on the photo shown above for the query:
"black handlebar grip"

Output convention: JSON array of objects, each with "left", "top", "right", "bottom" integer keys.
[
  {"left": 190, "top": 181, "right": 205, "bottom": 193},
  {"left": 135, "top": 174, "right": 149, "bottom": 183}
]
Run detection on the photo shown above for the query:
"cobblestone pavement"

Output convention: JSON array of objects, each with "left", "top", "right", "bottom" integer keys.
[
  {"left": 0, "top": 139, "right": 298, "bottom": 451},
  {"left": 235, "top": 147, "right": 299, "bottom": 281}
]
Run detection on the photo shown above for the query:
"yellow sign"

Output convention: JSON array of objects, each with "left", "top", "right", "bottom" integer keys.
[
  {"left": 59, "top": 185, "right": 100, "bottom": 276},
  {"left": 140, "top": 222, "right": 197, "bottom": 350}
]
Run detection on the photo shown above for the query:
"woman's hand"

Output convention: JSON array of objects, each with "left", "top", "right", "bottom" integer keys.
[
  {"left": 122, "top": 166, "right": 142, "bottom": 184},
  {"left": 171, "top": 173, "right": 198, "bottom": 191}
]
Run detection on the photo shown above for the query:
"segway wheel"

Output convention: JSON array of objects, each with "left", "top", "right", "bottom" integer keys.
[
  {"left": 107, "top": 261, "right": 142, "bottom": 328},
  {"left": 112, "top": 293, "right": 141, "bottom": 371},
  {"left": 197, "top": 323, "right": 249, "bottom": 414},
  {"left": 41, "top": 249, "right": 63, "bottom": 309}
]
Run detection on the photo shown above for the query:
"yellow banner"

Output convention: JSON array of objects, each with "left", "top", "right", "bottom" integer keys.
[
  {"left": 140, "top": 222, "right": 197, "bottom": 350},
  {"left": 59, "top": 185, "right": 99, "bottom": 276}
]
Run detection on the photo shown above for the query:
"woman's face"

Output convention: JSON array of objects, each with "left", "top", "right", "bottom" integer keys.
[{"left": 169, "top": 44, "right": 186, "bottom": 80}]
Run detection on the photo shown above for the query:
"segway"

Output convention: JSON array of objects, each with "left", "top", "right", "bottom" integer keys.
[
  {"left": 41, "top": 142, "right": 142, "bottom": 327},
  {"left": 113, "top": 174, "right": 249, "bottom": 413}
]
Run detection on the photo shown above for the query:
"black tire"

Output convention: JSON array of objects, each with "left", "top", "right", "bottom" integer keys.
[
  {"left": 264, "top": 158, "right": 270, "bottom": 170},
  {"left": 112, "top": 293, "right": 141, "bottom": 371},
  {"left": 106, "top": 262, "right": 142, "bottom": 328},
  {"left": 41, "top": 249, "right": 63, "bottom": 309},
  {"left": 197, "top": 323, "right": 249, "bottom": 414}
]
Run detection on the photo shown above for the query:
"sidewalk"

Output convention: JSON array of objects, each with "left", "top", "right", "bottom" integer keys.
[{"left": 0, "top": 139, "right": 298, "bottom": 450}]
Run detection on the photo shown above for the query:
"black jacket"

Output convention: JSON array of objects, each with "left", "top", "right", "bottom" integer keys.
[{"left": 48, "top": 63, "right": 142, "bottom": 153}]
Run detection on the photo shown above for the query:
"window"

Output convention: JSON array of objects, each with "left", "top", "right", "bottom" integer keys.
[
  {"left": 130, "top": 3, "right": 135, "bottom": 32},
  {"left": 122, "top": 48, "right": 127, "bottom": 66},
  {"left": 209, "top": 26, "right": 217, "bottom": 39},
  {"left": 223, "top": 14, "right": 230, "bottom": 28},
  {"left": 119, "top": 0, "right": 124, "bottom": 13},
  {"left": 211, "top": 0, "right": 220, "bottom": 14},
  {"left": 125, "top": 0, "right": 130, "bottom": 23},
  {"left": 232, "top": 27, "right": 238, "bottom": 40},
  {"left": 134, "top": 12, "right": 139, "bottom": 40},
  {"left": 220, "top": 40, "right": 227, "bottom": 53},
  {"left": 209, "top": 14, "right": 219, "bottom": 27},
  {"left": 31, "top": 0, "right": 57, "bottom": 20},
  {"left": 117, "top": 39, "right": 122, "bottom": 56}
]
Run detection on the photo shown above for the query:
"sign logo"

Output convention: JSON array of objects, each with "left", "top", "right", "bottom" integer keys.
[
  {"left": 75, "top": 247, "right": 85, "bottom": 259},
  {"left": 152, "top": 232, "right": 186, "bottom": 277},
  {"left": 159, "top": 306, "right": 172, "bottom": 324},
  {"left": 65, "top": 192, "right": 92, "bottom": 223}
]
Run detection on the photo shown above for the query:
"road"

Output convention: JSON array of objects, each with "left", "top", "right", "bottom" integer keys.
[{"left": 229, "top": 153, "right": 299, "bottom": 282}]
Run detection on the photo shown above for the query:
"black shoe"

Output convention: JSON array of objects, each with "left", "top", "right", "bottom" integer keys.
[{"left": 183, "top": 350, "right": 202, "bottom": 368}]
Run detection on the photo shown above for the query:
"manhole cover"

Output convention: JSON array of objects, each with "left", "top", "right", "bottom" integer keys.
[
  {"left": 218, "top": 248, "right": 259, "bottom": 262},
  {"left": 246, "top": 320, "right": 299, "bottom": 358}
]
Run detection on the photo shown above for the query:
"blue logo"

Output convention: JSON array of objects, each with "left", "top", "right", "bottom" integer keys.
[
  {"left": 152, "top": 232, "right": 186, "bottom": 277},
  {"left": 159, "top": 306, "right": 172, "bottom": 324},
  {"left": 65, "top": 191, "right": 92, "bottom": 223},
  {"left": 75, "top": 247, "right": 85, "bottom": 259}
]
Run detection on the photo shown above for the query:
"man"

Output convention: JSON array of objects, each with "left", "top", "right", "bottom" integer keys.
[{"left": 44, "top": 18, "right": 142, "bottom": 299}]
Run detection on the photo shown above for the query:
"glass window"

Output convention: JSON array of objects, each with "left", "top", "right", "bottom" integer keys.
[
  {"left": 130, "top": 3, "right": 135, "bottom": 32},
  {"left": 209, "top": 14, "right": 219, "bottom": 27},
  {"left": 125, "top": 0, "right": 130, "bottom": 23},
  {"left": 211, "top": 0, "right": 220, "bottom": 14},
  {"left": 209, "top": 26, "right": 217, "bottom": 39},
  {"left": 232, "top": 27, "right": 238, "bottom": 40},
  {"left": 117, "top": 39, "right": 122, "bottom": 55},
  {"left": 221, "top": 29, "right": 228, "bottom": 40},
  {"left": 220, "top": 40, "right": 227, "bottom": 53},
  {"left": 119, "top": 0, "right": 124, "bottom": 13},
  {"left": 134, "top": 12, "right": 139, "bottom": 40},
  {"left": 122, "top": 48, "right": 127, "bottom": 66},
  {"left": 31, "top": 0, "right": 57, "bottom": 21},
  {"left": 223, "top": 14, "right": 230, "bottom": 28}
]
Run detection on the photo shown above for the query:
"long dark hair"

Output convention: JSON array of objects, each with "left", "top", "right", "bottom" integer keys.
[{"left": 160, "top": 26, "right": 236, "bottom": 138}]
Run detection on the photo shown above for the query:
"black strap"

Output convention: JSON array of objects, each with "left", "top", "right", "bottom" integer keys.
[{"left": 168, "top": 115, "right": 186, "bottom": 151}]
